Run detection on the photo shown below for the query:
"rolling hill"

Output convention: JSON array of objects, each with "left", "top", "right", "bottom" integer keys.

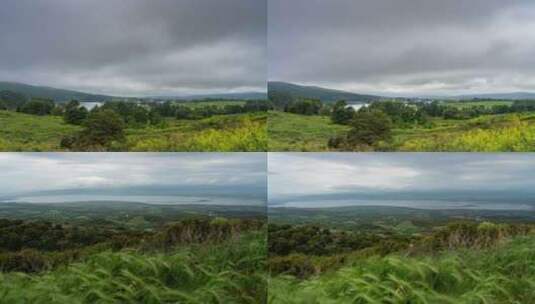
[
  {"left": 268, "top": 81, "right": 381, "bottom": 103},
  {"left": 0, "top": 82, "right": 115, "bottom": 102},
  {"left": 154, "top": 91, "right": 268, "bottom": 101},
  {"left": 457, "top": 92, "right": 535, "bottom": 100}
]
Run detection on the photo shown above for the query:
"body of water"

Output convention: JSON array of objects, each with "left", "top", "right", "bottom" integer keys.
[
  {"left": 276, "top": 199, "right": 535, "bottom": 211},
  {"left": 80, "top": 102, "right": 103, "bottom": 110},
  {"left": 347, "top": 103, "right": 368, "bottom": 111},
  {"left": 2, "top": 195, "right": 264, "bottom": 206}
]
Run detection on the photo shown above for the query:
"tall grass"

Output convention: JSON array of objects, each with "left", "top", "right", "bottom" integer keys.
[
  {"left": 269, "top": 236, "right": 535, "bottom": 304},
  {"left": 400, "top": 115, "right": 535, "bottom": 151},
  {"left": 0, "top": 232, "right": 267, "bottom": 304},
  {"left": 128, "top": 113, "right": 267, "bottom": 152}
]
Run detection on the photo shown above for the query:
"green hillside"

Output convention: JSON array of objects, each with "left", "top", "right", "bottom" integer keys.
[
  {"left": 268, "top": 81, "right": 380, "bottom": 103},
  {"left": 270, "top": 235, "right": 535, "bottom": 303},
  {"left": 0, "top": 110, "right": 267, "bottom": 152},
  {"left": 0, "top": 82, "right": 114, "bottom": 102}
]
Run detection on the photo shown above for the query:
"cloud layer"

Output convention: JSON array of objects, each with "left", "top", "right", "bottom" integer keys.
[
  {"left": 269, "top": 0, "right": 535, "bottom": 96},
  {"left": 0, "top": 153, "right": 266, "bottom": 204},
  {"left": 268, "top": 153, "right": 535, "bottom": 208},
  {"left": 0, "top": 0, "right": 266, "bottom": 96}
]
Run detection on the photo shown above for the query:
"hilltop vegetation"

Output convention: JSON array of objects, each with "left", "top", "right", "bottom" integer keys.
[
  {"left": 0, "top": 203, "right": 267, "bottom": 303},
  {"left": 268, "top": 214, "right": 535, "bottom": 303},
  {"left": 270, "top": 235, "right": 535, "bottom": 303}
]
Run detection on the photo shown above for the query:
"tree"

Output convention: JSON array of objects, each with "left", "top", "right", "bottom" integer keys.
[
  {"left": 81, "top": 109, "right": 125, "bottom": 147},
  {"left": 62, "top": 110, "right": 125, "bottom": 150},
  {"left": 63, "top": 100, "right": 88, "bottom": 125},
  {"left": 330, "top": 100, "right": 355, "bottom": 124},
  {"left": 345, "top": 109, "right": 392, "bottom": 147}
]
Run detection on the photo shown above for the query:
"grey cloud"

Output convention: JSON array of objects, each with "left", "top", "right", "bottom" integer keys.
[
  {"left": 268, "top": 153, "right": 535, "bottom": 207},
  {"left": 0, "top": 0, "right": 266, "bottom": 96},
  {"left": 269, "top": 0, "right": 535, "bottom": 95},
  {"left": 0, "top": 153, "right": 267, "bottom": 202}
]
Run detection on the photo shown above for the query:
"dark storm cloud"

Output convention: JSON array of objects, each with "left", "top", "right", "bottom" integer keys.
[
  {"left": 0, "top": 0, "right": 266, "bottom": 96},
  {"left": 0, "top": 153, "right": 267, "bottom": 204},
  {"left": 268, "top": 153, "right": 535, "bottom": 208},
  {"left": 269, "top": 0, "right": 535, "bottom": 96}
]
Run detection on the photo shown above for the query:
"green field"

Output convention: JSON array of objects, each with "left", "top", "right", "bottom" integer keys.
[
  {"left": 394, "top": 113, "right": 535, "bottom": 152},
  {"left": 0, "top": 110, "right": 267, "bottom": 152},
  {"left": 268, "top": 111, "right": 349, "bottom": 151},
  {"left": 0, "top": 111, "right": 82, "bottom": 151},
  {"left": 268, "top": 110, "right": 535, "bottom": 152},
  {"left": 443, "top": 100, "right": 514, "bottom": 108}
]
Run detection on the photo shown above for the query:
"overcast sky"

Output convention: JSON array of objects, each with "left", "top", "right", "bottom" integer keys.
[
  {"left": 0, "top": 153, "right": 266, "bottom": 205},
  {"left": 269, "top": 153, "right": 535, "bottom": 209},
  {"left": 269, "top": 0, "right": 535, "bottom": 96},
  {"left": 0, "top": 0, "right": 266, "bottom": 96}
]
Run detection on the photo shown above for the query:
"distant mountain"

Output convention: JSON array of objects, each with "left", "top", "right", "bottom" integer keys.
[
  {"left": 0, "top": 81, "right": 114, "bottom": 102},
  {"left": 456, "top": 92, "right": 535, "bottom": 100},
  {"left": 268, "top": 81, "right": 381, "bottom": 103},
  {"left": 154, "top": 92, "right": 267, "bottom": 101}
]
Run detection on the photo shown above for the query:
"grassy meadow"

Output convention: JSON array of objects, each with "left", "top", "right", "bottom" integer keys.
[
  {"left": 268, "top": 108, "right": 535, "bottom": 152},
  {"left": 268, "top": 111, "right": 349, "bottom": 151},
  {"left": 394, "top": 113, "right": 535, "bottom": 152},
  {"left": 0, "top": 110, "right": 267, "bottom": 152}
]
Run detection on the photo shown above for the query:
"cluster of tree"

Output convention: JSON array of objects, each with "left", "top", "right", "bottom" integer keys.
[
  {"left": 329, "top": 101, "right": 393, "bottom": 150},
  {"left": 283, "top": 99, "right": 326, "bottom": 115},
  {"left": 268, "top": 224, "right": 380, "bottom": 257},
  {"left": 418, "top": 100, "right": 535, "bottom": 120},
  {"left": 152, "top": 100, "right": 268, "bottom": 120},
  {"left": 0, "top": 91, "right": 56, "bottom": 116},
  {"left": 0, "top": 217, "right": 264, "bottom": 273},
  {"left": 60, "top": 108, "right": 126, "bottom": 151},
  {"left": 0, "top": 90, "right": 28, "bottom": 110}
]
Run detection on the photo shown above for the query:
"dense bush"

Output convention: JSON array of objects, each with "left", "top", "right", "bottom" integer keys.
[
  {"left": 269, "top": 224, "right": 379, "bottom": 257},
  {"left": 19, "top": 99, "right": 55, "bottom": 116},
  {"left": 330, "top": 100, "right": 355, "bottom": 125},
  {"left": 329, "top": 109, "right": 392, "bottom": 150},
  {"left": 63, "top": 100, "right": 88, "bottom": 125},
  {"left": 285, "top": 99, "right": 322, "bottom": 115}
]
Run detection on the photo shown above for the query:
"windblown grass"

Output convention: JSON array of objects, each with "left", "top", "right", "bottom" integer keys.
[
  {"left": 0, "top": 232, "right": 267, "bottom": 304},
  {"left": 269, "top": 236, "right": 535, "bottom": 304}
]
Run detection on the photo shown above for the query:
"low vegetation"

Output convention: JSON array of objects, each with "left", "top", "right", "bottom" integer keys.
[
  {"left": 268, "top": 220, "right": 535, "bottom": 303},
  {"left": 0, "top": 205, "right": 267, "bottom": 303}
]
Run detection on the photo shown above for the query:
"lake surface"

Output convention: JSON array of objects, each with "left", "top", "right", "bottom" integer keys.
[
  {"left": 276, "top": 199, "right": 535, "bottom": 211},
  {"left": 347, "top": 103, "right": 368, "bottom": 111},
  {"left": 2, "top": 195, "right": 264, "bottom": 206},
  {"left": 80, "top": 102, "right": 103, "bottom": 110}
]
